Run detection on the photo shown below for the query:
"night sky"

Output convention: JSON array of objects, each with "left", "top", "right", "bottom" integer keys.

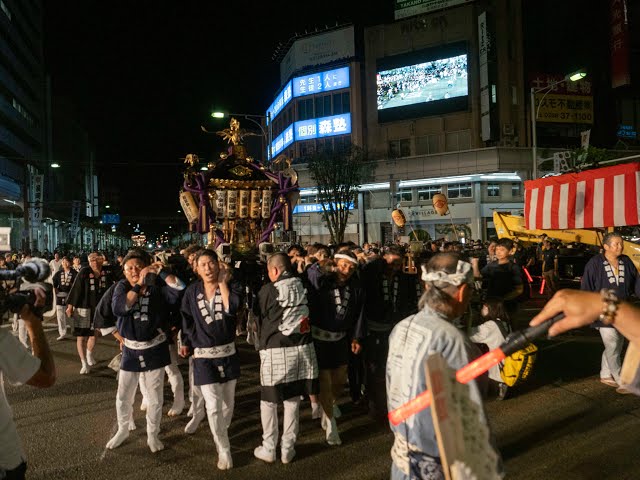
[
  {"left": 43, "top": 1, "right": 391, "bottom": 232},
  {"left": 43, "top": 0, "right": 610, "bottom": 236}
]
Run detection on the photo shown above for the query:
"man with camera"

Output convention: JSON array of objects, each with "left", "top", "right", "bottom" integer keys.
[{"left": 0, "top": 287, "right": 56, "bottom": 479}]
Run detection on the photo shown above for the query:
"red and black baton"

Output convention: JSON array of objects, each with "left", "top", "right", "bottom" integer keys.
[{"left": 388, "top": 315, "right": 563, "bottom": 426}]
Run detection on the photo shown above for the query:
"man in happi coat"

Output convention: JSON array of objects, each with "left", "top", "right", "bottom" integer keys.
[
  {"left": 581, "top": 232, "right": 640, "bottom": 393},
  {"left": 362, "top": 245, "right": 420, "bottom": 419},
  {"left": 253, "top": 253, "right": 319, "bottom": 464},
  {"left": 66, "top": 251, "right": 115, "bottom": 374},
  {"left": 386, "top": 253, "right": 496, "bottom": 480},
  {"left": 105, "top": 250, "right": 185, "bottom": 453},
  {"left": 96, "top": 249, "right": 186, "bottom": 420},
  {"left": 305, "top": 250, "right": 365, "bottom": 446},
  {"left": 52, "top": 256, "right": 77, "bottom": 340},
  {"left": 180, "top": 249, "right": 242, "bottom": 470}
]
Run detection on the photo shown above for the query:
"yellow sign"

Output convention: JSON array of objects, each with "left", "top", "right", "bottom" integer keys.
[{"left": 535, "top": 93, "right": 593, "bottom": 124}]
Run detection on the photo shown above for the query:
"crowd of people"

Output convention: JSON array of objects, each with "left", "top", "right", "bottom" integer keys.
[{"left": 2, "top": 231, "right": 639, "bottom": 479}]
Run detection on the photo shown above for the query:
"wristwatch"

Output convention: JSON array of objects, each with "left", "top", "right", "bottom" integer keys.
[{"left": 599, "top": 289, "right": 620, "bottom": 325}]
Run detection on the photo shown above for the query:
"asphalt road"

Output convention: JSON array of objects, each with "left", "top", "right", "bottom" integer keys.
[{"left": 6, "top": 300, "right": 640, "bottom": 480}]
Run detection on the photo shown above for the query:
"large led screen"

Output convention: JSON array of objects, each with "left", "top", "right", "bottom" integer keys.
[
  {"left": 377, "top": 54, "right": 468, "bottom": 110},
  {"left": 376, "top": 43, "right": 469, "bottom": 122}
]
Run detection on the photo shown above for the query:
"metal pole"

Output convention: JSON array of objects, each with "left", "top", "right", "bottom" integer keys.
[
  {"left": 531, "top": 87, "right": 537, "bottom": 180},
  {"left": 267, "top": 112, "right": 272, "bottom": 162},
  {"left": 22, "top": 162, "right": 30, "bottom": 252}
]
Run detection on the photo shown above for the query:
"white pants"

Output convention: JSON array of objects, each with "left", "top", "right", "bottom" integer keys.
[
  {"left": 201, "top": 380, "right": 236, "bottom": 454},
  {"left": 260, "top": 397, "right": 300, "bottom": 453},
  {"left": 166, "top": 344, "right": 185, "bottom": 407},
  {"left": 139, "top": 346, "right": 185, "bottom": 408},
  {"left": 189, "top": 356, "right": 205, "bottom": 415},
  {"left": 17, "top": 317, "right": 28, "bottom": 349},
  {"left": 600, "top": 327, "right": 625, "bottom": 384},
  {"left": 55, "top": 305, "right": 69, "bottom": 337},
  {"left": 117, "top": 368, "right": 164, "bottom": 437}
]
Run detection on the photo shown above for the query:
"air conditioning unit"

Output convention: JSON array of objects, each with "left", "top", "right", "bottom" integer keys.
[{"left": 502, "top": 124, "right": 515, "bottom": 136}]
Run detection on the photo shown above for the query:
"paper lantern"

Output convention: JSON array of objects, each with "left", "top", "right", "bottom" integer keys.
[
  {"left": 179, "top": 191, "right": 199, "bottom": 223},
  {"left": 391, "top": 209, "right": 407, "bottom": 227},
  {"left": 226, "top": 191, "right": 238, "bottom": 219},
  {"left": 238, "top": 190, "right": 250, "bottom": 219},
  {"left": 432, "top": 193, "right": 448, "bottom": 216},
  {"left": 250, "top": 190, "right": 261, "bottom": 219}
]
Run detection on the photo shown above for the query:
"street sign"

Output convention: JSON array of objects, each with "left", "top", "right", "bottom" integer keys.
[{"left": 101, "top": 214, "right": 120, "bottom": 225}]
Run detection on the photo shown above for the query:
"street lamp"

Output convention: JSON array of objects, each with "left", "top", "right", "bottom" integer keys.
[
  {"left": 530, "top": 69, "right": 587, "bottom": 179},
  {"left": 51, "top": 162, "right": 60, "bottom": 168},
  {"left": 210, "top": 111, "right": 273, "bottom": 160}
]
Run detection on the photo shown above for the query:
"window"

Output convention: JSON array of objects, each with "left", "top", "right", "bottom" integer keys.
[
  {"left": 333, "top": 135, "right": 351, "bottom": 153},
  {"left": 332, "top": 92, "right": 350, "bottom": 114},
  {"left": 418, "top": 185, "right": 442, "bottom": 201},
  {"left": 487, "top": 182, "right": 500, "bottom": 197},
  {"left": 447, "top": 183, "right": 472, "bottom": 199},
  {"left": 299, "top": 140, "right": 316, "bottom": 159},
  {"left": 299, "top": 195, "right": 317, "bottom": 204},
  {"left": 415, "top": 134, "right": 440, "bottom": 155},
  {"left": 445, "top": 130, "right": 471, "bottom": 152},
  {"left": 389, "top": 139, "right": 411, "bottom": 158},
  {"left": 1, "top": 1, "right": 10, "bottom": 20},
  {"left": 512, "top": 182, "right": 523, "bottom": 197},
  {"left": 396, "top": 188, "right": 413, "bottom": 203},
  {"left": 12, "top": 98, "right": 34, "bottom": 126},
  {"left": 297, "top": 99, "right": 314, "bottom": 121},
  {"left": 314, "top": 95, "right": 332, "bottom": 117}
]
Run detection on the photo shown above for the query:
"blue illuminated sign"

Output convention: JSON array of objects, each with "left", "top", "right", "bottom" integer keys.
[
  {"left": 269, "top": 113, "right": 352, "bottom": 157},
  {"left": 617, "top": 124, "right": 637, "bottom": 139},
  {"left": 102, "top": 214, "right": 120, "bottom": 225},
  {"left": 295, "top": 113, "right": 351, "bottom": 140},
  {"left": 269, "top": 113, "right": 351, "bottom": 158},
  {"left": 292, "top": 66, "right": 350, "bottom": 98},
  {"left": 283, "top": 124, "right": 294, "bottom": 148},
  {"left": 293, "top": 202, "right": 354, "bottom": 214},
  {"left": 266, "top": 80, "right": 292, "bottom": 125},
  {"left": 266, "top": 66, "right": 350, "bottom": 124},
  {"left": 269, "top": 124, "right": 294, "bottom": 158}
]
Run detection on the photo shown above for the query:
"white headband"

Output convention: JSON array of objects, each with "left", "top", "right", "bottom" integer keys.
[
  {"left": 334, "top": 253, "right": 359, "bottom": 265},
  {"left": 421, "top": 260, "right": 473, "bottom": 286}
]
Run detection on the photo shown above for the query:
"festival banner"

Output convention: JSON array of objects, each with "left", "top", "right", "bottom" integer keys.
[
  {"left": 525, "top": 162, "right": 640, "bottom": 230},
  {"left": 70, "top": 200, "right": 81, "bottom": 241},
  {"left": 30, "top": 174, "right": 44, "bottom": 228},
  {"left": 610, "top": 0, "right": 631, "bottom": 88}
]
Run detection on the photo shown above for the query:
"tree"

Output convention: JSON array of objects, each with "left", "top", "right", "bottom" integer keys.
[{"left": 307, "top": 145, "right": 374, "bottom": 244}]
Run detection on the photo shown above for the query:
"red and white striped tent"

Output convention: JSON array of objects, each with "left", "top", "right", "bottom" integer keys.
[{"left": 524, "top": 162, "right": 640, "bottom": 230}]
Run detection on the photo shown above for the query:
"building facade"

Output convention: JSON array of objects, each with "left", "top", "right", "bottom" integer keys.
[
  {"left": 266, "top": 25, "right": 364, "bottom": 161},
  {"left": 0, "top": 0, "right": 46, "bottom": 248},
  {"left": 264, "top": 1, "right": 533, "bottom": 244}
]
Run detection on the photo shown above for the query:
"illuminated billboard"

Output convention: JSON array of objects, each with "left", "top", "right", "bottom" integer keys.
[
  {"left": 376, "top": 43, "right": 469, "bottom": 122},
  {"left": 270, "top": 124, "right": 294, "bottom": 158},
  {"left": 292, "top": 66, "right": 350, "bottom": 97},
  {"left": 269, "top": 113, "right": 352, "bottom": 158},
  {"left": 295, "top": 113, "right": 351, "bottom": 141},
  {"left": 266, "top": 81, "right": 293, "bottom": 124},
  {"left": 293, "top": 202, "right": 354, "bottom": 214},
  {"left": 267, "top": 66, "right": 351, "bottom": 125}
]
